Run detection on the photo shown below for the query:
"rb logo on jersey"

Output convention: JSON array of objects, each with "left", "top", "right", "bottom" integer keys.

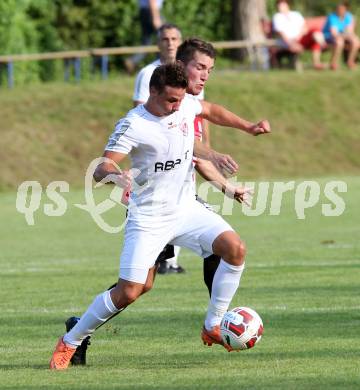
[{"left": 154, "top": 159, "right": 181, "bottom": 172}]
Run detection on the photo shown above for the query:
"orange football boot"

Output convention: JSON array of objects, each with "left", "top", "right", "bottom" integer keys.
[
  {"left": 201, "top": 325, "right": 233, "bottom": 352},
  {"left": 49, "top": 337, "right": 77, "bottom": 370}
]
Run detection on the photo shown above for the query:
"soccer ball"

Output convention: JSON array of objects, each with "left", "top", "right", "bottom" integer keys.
[{"left": 220, "top": 307, "right": 263, "bottom": 350}]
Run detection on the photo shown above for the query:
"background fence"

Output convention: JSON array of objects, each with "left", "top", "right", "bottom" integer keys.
[{"left": 0, "top": 39, "right": 277, "bottom": 88}]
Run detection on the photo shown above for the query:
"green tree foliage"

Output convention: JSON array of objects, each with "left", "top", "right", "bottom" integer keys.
[
  {"left": 163, "top": 0, "right": 232, "bottom": 41},
  {"left": 27, "top": 0, "right": 63, "bottom": 80},
  {"left": 50, "top": 0, "right": 139, "bottom": 49},
  {"left": 0, "top": 0, "right": 39, "bottom": 84},
  {"left": 0, "top": 0, "right": 360, "bottom": 84},
  {"left": 0, "top": 0, "right": 38, "bottom": 54}
]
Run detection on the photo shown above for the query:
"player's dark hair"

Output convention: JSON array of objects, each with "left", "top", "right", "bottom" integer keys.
[
  {"left": 157, "top": 23, "right": 182, "bottom": 39},
  {"left": 176, "top": 38, "right": 216, "bottom": 65},
  {"left": 149, "top": 63, "right": 188, "bottom": 93}
]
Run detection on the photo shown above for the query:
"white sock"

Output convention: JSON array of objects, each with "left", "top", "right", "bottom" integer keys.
[
  {"left": 63, "top": 290, "right": 119, "bottom": 347},
  {"left": 204, "top": 260, "right": 245, "bottom": 330},
  {"left": 166, "top": 246, "right": 181, "bottom": 267}
]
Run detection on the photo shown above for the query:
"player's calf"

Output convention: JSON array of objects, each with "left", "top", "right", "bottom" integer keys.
[
  {"left": 203, "top": 254, "right": 221, "bottom": 296},
  {"left": 110, "top": 279, "right": 145, "bottom": 309},
  {"left": 141, "top": 264, "right": 158, "bottom": 295}
]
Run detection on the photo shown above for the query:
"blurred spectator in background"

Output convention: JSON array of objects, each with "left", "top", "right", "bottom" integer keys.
[
  {"left": 272, "top": 0, "right": 325, "bottom": 69},
  {"left": 323, "top": 1, "right": 359, "bottom": 70},
  {"left": 125, "top": 0, "right": 165, "bottom": 74},
  {"left": 133, "top": 23, "right": 181, "bottom": 105}
]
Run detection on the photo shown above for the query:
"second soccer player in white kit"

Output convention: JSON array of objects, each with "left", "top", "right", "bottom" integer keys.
[{"left": 50, "top": 63, "right": 270, "bottom": 369}]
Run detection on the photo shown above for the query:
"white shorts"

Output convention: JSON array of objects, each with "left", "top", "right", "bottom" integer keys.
[{"left": 119, "top": 200, "right": 234, "bottom": 283}]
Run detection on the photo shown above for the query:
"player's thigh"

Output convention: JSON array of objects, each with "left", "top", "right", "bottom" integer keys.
[
  {"left": 119, "top": 220, "right": 174, "bottom": 284},
  {"left": 171, "top": 201, "right": 234, "bottom": 259}
]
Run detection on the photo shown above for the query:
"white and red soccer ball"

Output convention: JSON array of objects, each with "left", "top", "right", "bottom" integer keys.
[{"left": 220, "top": 307, "right": 263, "bottom": 350}]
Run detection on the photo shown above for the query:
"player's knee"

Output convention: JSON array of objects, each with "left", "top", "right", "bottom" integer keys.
[
  {"left": 237, "top": 239, "right": 247, "bottom": 263},
  {"left": 228, "top": 239, "right": 246, "bottom": 266},
  {"left": 352, "top": 37, "right": 360, "bottom": 48},
  {"left": 335, "top": 37, "right": 344, "bottom": 47},
  {"left": 124, "top": 289, "right": 141, "bottom": 305},
  {"left": 142, "top": 280, "right": 153, "bottom": 294},
  {"left": 111, "top": 287, "right": 141, "bottom": 308}
]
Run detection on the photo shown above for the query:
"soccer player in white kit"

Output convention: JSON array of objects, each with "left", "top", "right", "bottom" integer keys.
[
  {"left": 133, "top": 24, "right": 210, "bottom": 274},
  {"left": 63, "top": 38, "right": 271, "bottom": 367},
  {"left": 50, "top": 53, "right": 270, "bottom": 369},
  {"left": 133, "top": 23, "right": 186, "bottom": 273},
  {"left": 49, "top": 63, "right": 255, "bottom": 369}
]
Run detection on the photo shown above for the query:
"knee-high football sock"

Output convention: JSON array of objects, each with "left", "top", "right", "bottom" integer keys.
[
  {"left": 204, "top": 259, "right": 245, "bottom": 330},
  {"left": 203, "top": 254, "right": 221, "bottom": 296},
  {"left": 166, "top": 245, "right": 181, "bottom": 268},
  {"left": 63, "top": 290, "right": 119, "bottom": 347}
]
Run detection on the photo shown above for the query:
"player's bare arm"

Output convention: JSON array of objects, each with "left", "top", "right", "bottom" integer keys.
[
  {"left": 195, "top": 159, "right": 252, "bottom": 205},
  {"left": 93, "top": 151, "right": 132, "bottom": 188},
  {"left": 193, "top": 138, "right": 238, "bottom": 176},
  {"left": 201, "top": 119, "right": 211, "bottom": 147},
  {"left": 200, "top": 100, "right": 271, "bottom": 136}
]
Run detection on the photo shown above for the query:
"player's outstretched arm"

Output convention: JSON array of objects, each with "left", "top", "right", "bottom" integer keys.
[
  {"left": 201, "top": 119, "right": 211, "bottom": 147},
  {"left": 200, "top": 100, "right": 271, "bottom": 136},
  {"left": 194, "top": 138, "right": 238, "bottom": 176},
  {"left": 93, "top": 150, "right": 131, "bottom": 188},
  {"left": 195, "top": 159, "right": 252, "bottom": 205}
]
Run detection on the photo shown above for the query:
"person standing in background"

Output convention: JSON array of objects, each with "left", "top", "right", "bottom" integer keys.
[
  {"left": 125, "top": 0, "right": 165, "bottom": 74},
  {"left": 133, "top": 23, "right": 181, "bottom": 106}
]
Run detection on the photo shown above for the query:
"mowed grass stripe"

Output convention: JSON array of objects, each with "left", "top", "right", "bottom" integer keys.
[{"left": 0, "top": 177, "right": 359, "bottom": 389}]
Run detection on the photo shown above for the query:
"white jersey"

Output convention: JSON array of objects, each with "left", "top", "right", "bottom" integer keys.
[
  {"left": 273, "top": 11, "right": 305, "bottom": 40},
  {"left": 106, "top": 96, "right": 202, "bottom": 217},
  {"left": 133, "top": 59, "right": 161, "bottom": 103},
  {"left": 133, "top": 59, "right": 205, "bottom": 103}
]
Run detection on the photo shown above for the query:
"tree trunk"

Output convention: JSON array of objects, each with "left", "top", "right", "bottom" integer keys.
[{"left": 232, "top": 0, "right": 269, "bottom": 69}]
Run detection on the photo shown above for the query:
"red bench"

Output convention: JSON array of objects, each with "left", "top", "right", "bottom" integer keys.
[
  {"left": 265, "top": 16, "right": 326, "bottom": 69},
  {"left": 266, "top": 15, "right": 356, "bottom": 69}
]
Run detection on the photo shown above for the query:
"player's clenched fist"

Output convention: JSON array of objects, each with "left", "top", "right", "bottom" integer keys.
[{"left": 248, "top": 120, "right": 271, "bottom": 136}]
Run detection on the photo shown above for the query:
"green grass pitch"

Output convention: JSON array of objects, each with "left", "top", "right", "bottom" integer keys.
[{"left": 1, "top": 176, "right": 359, "bottom": 389}]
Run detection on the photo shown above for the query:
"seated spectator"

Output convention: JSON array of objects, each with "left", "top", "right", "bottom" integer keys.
[
  {"left": 323, "top": 1, "right": 360, "bottom": 70},
  {"left": 273, "top": 0, "right": 325, "bottom": 69}
]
